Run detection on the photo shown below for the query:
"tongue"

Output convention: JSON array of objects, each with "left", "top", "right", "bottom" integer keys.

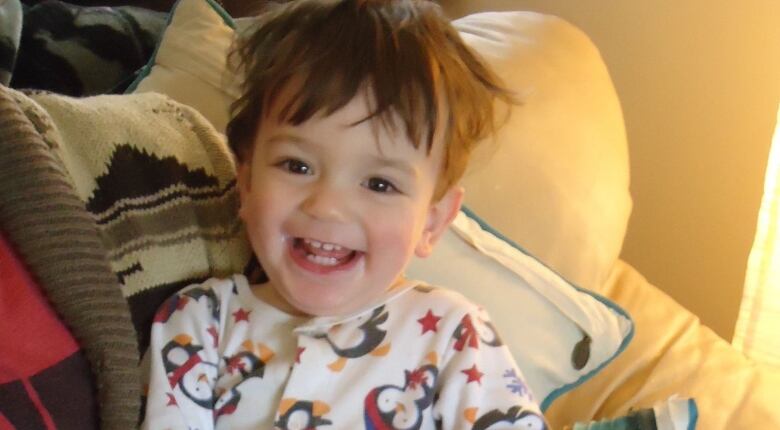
[{"left": 302, "top": 241, "right": 354, "bottom": 259}]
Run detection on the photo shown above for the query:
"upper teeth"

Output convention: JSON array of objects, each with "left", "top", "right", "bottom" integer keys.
[{"left": 304, "top": 238, "right": 342, "bottom": 251}]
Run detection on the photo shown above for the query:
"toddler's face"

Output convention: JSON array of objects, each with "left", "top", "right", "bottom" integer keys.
[{"left": 237, "top": 94, "right": 461, "bottom": 317}]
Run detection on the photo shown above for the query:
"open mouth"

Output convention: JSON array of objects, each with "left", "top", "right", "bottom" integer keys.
[{"left": 289, "top": 237, "right": 362, "bottom": 274}]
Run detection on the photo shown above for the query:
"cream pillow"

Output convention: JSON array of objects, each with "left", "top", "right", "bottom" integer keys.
[
  {"left": 454, "top": 12, "right": 632, "bottom": 291},
  {"left": 127, "top": 0, "right": 241, "bottom": 133},
  {"left": 128, "top": 0, "right": 631, "bottom": 292}
]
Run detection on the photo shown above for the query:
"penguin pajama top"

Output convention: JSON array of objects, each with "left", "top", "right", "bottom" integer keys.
[{"left": 141, "top": 274, "right": 547, "bottom": 430}]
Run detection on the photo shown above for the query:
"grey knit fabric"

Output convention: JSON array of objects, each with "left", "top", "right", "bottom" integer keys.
[{"left": 0, "top": 85, "right": 140, "bottom": 429}]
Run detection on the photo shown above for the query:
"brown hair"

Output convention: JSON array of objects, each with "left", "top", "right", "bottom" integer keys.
[{"left": 226, "top": 0, "right": 513, "bottom": 200}]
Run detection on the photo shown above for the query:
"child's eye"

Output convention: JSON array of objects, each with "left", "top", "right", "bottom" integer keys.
[
  {"left": 364, "top": 177, "right": 399, "bottom": 194},
  {"left": 277, "top": 159, "right": 311, "bottom": 175}
]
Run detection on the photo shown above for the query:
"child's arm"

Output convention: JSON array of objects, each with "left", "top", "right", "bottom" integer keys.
[
  {"left": 434, "top": 307, "right": 549, "bottom": 430},
  {"left": 141, "top": 288, "right": 221, "bottom": 430}
]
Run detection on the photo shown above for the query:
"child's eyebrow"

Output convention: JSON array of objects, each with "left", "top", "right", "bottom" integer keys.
[
  {"left": 266, "top": 131, "right": 418, "bottom": 178},
  {"left": 368, "top": 155, "right": 419, "bottom": 179},
  {"left": 266, "top": 131, "right": 309, "bottom": 147}
]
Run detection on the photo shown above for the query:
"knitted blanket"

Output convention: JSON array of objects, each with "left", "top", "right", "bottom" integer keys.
[
  {"left": 23, "top": 88, "right": 252, "bottom": 347},
  {"left": 0, "top": 85, "right": 251, "bottom": 427}
]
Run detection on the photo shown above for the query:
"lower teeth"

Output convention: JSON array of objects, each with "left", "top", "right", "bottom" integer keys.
[{"left": 306, "top": 253, "right": 339, "bottom": 266}]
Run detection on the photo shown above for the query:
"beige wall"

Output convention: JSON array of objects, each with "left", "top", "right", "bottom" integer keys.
[{"left": 444, "top": 0, "right": 780, "bottom": 340}]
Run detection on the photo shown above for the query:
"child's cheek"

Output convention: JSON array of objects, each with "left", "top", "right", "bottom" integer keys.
[{"left": 367, "top": 208, "right": 421, "bottom": 267}]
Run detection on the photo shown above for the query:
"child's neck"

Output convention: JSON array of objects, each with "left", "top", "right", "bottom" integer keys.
[
  {"left": 249, "top": 276, "right": 410, "bottom": 318},
  {"left": 250, "top": 284, "right": 308, "bottom": 317}
]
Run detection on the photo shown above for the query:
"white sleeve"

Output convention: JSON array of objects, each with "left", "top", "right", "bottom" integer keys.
[
  {"left": 433, "top": 308, "right": 548, "bottom": 430},
  {"left": 141, "top": 285, "right": 223, "bottom": 430}
]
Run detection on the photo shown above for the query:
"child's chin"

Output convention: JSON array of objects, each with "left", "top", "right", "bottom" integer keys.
[{"left": 288, "top": 291, "right": 360, "bottom": 317}]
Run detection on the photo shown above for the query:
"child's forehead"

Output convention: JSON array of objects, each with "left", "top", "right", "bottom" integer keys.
[
  {"left": 262, "top": 86, "right": 449, "bottom": 153},
  {"left": 262, "top": 104, "right": 417, "bottom": 155}
]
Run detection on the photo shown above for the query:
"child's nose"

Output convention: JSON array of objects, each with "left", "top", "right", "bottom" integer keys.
[{"left": 300, "top": 183, "right": 349, "bottom": 223}]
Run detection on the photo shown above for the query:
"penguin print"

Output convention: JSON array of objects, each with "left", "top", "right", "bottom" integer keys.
[
  {"left": 153, "top": 293, "right": 189, "bottom": 324},
  {"left": 181, "top": 286, "right": 221, "bottom": 322},
  {"left": 214, "top": 387, "right": 241, "bottom": 419},
  {"left": 453, "top": 315, "right": 480, "bottom": 351},
  {"left": 475, "top": 317, "right": 503, "bottom": 348},
  {"left": 364, "top": 353, "right": 439, "bottom": 430},
  {"left": 470, "top": 406, "right": 547, "bottom": 430},
  {"left": 161, "top": 334, "right": 218, "bottom": 409},
  {"left": 153, "top": 285, "right": 221, "bottom": 324},
  {"left": 315, "top": 306, "right": 391, "bottom": 371},
  {"left": 274, "top": 399, "right": 332, "bottom": 429},
  {"left": 452, "top": 314, "right": 503, "bottom": 352},
  {"left": 224, "top": 340, "right": 275, "bottom": 378}
]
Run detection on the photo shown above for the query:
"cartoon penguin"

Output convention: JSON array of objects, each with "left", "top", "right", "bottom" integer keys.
[
  {"left": 214, "top": 387, "right": 241, "bottom": 419},
  {"left": 182, "top": 286, "right": 221, "bottom": 322},
  {"left": 223, "top": 340, "right": 275, "bottom": 378},
  {"left": 452, "top": 314, "right": 503, "bottom": 351},
  {"left": 153, "top": 286, "right": 220, "bottom": 324},
  {"left": 161, "top": 334, "right": 218, "bottom": 408},
  {"left": 470, "top": 406, "right": 547, "bottom": 430},
  {"left": 274, "top": 399, "right": 332, "bottom": 429},
  {"left": 364, "top": 354, "right": 439, "bottom": 430},
  {"left": 153, "top": 294, "right": 189, "bottom": 323},
  {"left": 315, "top": 306, "right": 391, "bottom": 371},
  {"left": 475, "top": 317, "right": 503, "bottom": 347}
]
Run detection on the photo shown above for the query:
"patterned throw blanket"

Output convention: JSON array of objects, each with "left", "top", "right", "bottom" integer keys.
[
  {"left": 21, "top": 88, "right": 252, "bottom": 346},
  {"left": 0, "top": 85, "right": 251, "bottom": 427}
]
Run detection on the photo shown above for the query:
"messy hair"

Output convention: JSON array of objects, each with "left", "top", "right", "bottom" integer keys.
[{"left": 226, "top": 0, "right": 513, "bottom": 200}]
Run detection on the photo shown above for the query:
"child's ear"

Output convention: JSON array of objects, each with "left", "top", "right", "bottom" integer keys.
[{"left": 415, "top": 185, "right": 464, "bottom": 258}]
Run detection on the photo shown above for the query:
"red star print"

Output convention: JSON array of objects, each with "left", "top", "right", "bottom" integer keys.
[
  {"left": 166, "top": 393, "right": 177, "bottom": 406},
  {"left": 232, "top": 308, "right": 251, "bottom": 323},
  {"left": 417, "top": 309, "right": 441, "bottom": 334},
  {"left": 462, "top": 364, "right": 484, "bottom": 385},
  {"left": 295, "top": 347, "right": 305, "bottom": 364},
  {"left": 207, "top": 325, "right": 219, "bottom": 347}
]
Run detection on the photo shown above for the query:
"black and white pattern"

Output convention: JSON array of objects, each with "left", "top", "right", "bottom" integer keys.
[
  {"left": 0, "top": 0, "right": 23, "bottom": 85},
  {"left": 9, "top": 0, "right": 166, "bottom": 95}
]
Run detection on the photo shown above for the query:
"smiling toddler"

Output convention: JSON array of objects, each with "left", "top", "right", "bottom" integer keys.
[{"left": 142, "top": 1, "right": 547, "bottom": 428}]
